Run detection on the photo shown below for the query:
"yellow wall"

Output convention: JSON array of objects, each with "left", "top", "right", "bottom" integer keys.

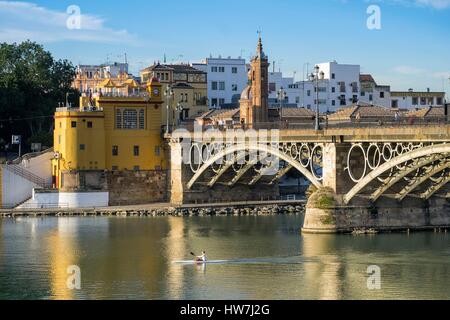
[{"left": 53, "top": 82, "right": 166, "bottom": 189}]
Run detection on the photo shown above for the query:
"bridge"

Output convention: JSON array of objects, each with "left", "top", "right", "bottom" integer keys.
[{"left": 167, "top": 124, "right": 450, "bottom": 233}]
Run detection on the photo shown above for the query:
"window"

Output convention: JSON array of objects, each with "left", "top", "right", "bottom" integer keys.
[
  {"left": 392, "top": 100, "right": 398, "bottom": 108},
  {"left": 211, "top": 66, "right": 218, "bottom": 72},
  {"left": 139, "top": 109, "right": 145, "bottom": 129},
  {"left": 369, "top": 94, "right": 373, "bottom": 101},
  {"left": 232, "top": 67, "right": 238, "bottom": 74},
  {"left": 211, "top": 98, "right": 218, "bottom": 107},
  {"left": 80, "top": 144, "right": 85, "bottom": 151},
  {"left": 58, "top": 135, "right": 61, "bottom": 145},
  {"left": 332, "top": 100, "right": 336, "bottom": 106},
  {"left": 361, "top": 91, "right": 365, "bottom": 96},
  {"left": 307, "top": 90, "right": 311, "bottom": 97},
  {"left": 380, "top": 92, "right": 385, "bottom": 98},
  {"left": 212, "top": 81, "right": 218, "bottom": 90},
  {"left": 112, "top": 146, "right": 119, "bottom": 156},
  {"left": 437, "top": 97, "right": 443, "bottom": 105},
  {"left": 71, "top": 121, "right": 77, "bottom": 128},
  {"left": 412, "top": 97, "right": 419, "bottom": 105},
  {"left": 219, "top": 82, "right": 225, "bottom": 90},
  {"left": 87, "top": 121, "right": 93, "bottom": 128},
  {"left": 332, "top": 73, "right": 335, "bottom": 79},
  {"left": 332, "top": 87, "right": 336, "bottom": 93},
  {"left": 123, "top": 109, "right": 138, "bottom": 129},
  {"left": 219, "top": 67, "right": 225, "bottom": 73},
  {"left": 428, "top": 97, "right": 434, "bottom": 105},
  {"left": 59, "top": 122, "right": 62, "bottom": 128},
  {"left": 134, "top": 146, "right": 140, "bottom": 156},
  {"left": 155, "top": 146, "right": 161, "bottom": 156},
  {"left": 420, "top": 97, "right": 426, "bottom": 105},
  {"left": 116, "top": 109, "right": 122, "bottom": 129},
  {"left": 219, "top": 98, "right": 225, "bottom": 106},
  {"left": 232, "top": 84, "right": 238, "bottom": 91},
  {"left": 133, "top": 166, "right": 140, "bottom": 171}
]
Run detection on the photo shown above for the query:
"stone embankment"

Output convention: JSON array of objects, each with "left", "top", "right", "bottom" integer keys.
[{"left": 0, "top": 203, "right": 306, "bottom": 218}]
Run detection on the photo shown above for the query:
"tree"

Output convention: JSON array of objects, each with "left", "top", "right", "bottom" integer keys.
[{"left": 0, "top": 40, "right": 77, "bottom": 154}]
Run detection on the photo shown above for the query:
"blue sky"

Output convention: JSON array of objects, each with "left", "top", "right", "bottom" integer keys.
[{"left": 1, "top": 0, "right": 449, "bottom": 96}]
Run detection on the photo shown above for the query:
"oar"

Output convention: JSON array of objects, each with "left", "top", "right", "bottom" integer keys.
[{"left": 190, "top": 252, "right": 196, "bottom": 257}]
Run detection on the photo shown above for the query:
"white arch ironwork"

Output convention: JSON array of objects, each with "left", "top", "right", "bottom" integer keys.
[
  {"left": 344, "top": 143, "right": 450, "bottom": 204},
  {"left": 186, "top": 144, "right": 323, "bottom": 190}
]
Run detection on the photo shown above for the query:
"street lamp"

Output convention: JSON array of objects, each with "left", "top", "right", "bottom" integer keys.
[
  {"left": 164, "top": 85, "right": 174, "bottom": 134},
  {"left": 309, "top": 65, "right": 322, "bottom": 130},
  {"left": 277, "top": 87, "right": 286, "bottom": 127},
  {"left": 175, "top": 102, "right": 184, "bottom": 127}
]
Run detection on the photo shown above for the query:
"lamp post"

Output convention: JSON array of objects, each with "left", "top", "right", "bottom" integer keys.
[
  {"left": 277, "top": 87, "right": 286, "bottom": 127},
  {"left": 164, "top": 85, "right": 174, "bottom": 134},
  {"left": 175, "top": 102, "right": 184, "bottom": 127},
  {"left": 309, "top": 65, "right": 322, "bottom": 130}
]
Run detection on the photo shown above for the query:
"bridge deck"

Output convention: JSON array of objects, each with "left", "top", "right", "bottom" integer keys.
[{"left": 170, "top": 124, "right": 450, "bottom": 143}]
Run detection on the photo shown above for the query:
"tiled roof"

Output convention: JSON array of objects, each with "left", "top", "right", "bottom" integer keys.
[
  {"left": 328, "top": 102, "right": 395, "bottom": 120},
  {"left": 281, "top": 108, "right": 315, "bottom": 118},
  {"left": 197, "top": 108, "right": 240, "bottom": 120},
  {"left": 406, "top": 107, "right": 445, "bottom": 118},
  {"left": 360, "top": 74, "right": 375, "bottom": 83}
]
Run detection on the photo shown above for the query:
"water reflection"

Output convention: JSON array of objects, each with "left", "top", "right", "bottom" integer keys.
[
  {"left": 0, "top": 216, "right": 449, "bottom": 300},
  {"left": 47, "top": 218, "right": 80, "bottom": 300},
  {"left": 302, "top": 234, "right": 343, "bottom": 300}
]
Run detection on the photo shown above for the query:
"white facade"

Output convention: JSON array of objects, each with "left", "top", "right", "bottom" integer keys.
[
  {"left": 390, "top": 91, "right": 445, "bottom": 109},
  {"left": 1, "top": 166, "right": 39, "bottom": 208},
  {"left": 18, "top": 190, "right": 109, "bottom": 209},
  {"left": 269, "top": 62, "right": 361, "bottom": 112},
  {"left": 192, "top": 57, "right": 247, "bottom": 108},
  {"left": 76, "top": 62, "right": 129, "bottom": 79}
]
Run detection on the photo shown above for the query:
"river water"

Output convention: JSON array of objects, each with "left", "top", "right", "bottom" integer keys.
[{"left": 0, "top": 215, "right": 449, "bottom": 300}]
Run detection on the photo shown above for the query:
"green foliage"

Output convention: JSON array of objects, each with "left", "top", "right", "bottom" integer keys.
[
  {"left": 0, "top": 41, "right": 76, "bottom": 153},
  {"left": 316, "top": 195, "right": 335, "bottom": 209}
]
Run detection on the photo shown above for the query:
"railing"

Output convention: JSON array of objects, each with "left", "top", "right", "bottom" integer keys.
[
  {"left": 173, "top": 117, "right": 449, "bottom": 132},
  {"left": 3, "top": 164, "right": 51, "bottom": 188}
]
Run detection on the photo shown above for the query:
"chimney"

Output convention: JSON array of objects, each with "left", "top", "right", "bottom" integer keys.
[
  {"left": 408, "top": 88, "right": 413, "bottom": 92},
  {"left": 427, "top": 88, "right": 430, "bottom": 92}
]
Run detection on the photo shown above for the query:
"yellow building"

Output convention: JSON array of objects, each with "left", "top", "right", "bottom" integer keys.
[
  {"left": 52, "top": 77, "right": 166, "bottom": 189},
  {"left": 140, "top": 63, "right": 208, "bottom": 129}
]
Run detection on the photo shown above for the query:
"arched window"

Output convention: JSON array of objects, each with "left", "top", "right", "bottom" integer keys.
[{"left": 123, "top": 109, "right": 138, "bottom": 129}]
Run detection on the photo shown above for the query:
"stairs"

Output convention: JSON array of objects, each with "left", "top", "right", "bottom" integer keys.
[{"left": 3, "top": 164, "right": 51, "bottom": 189}]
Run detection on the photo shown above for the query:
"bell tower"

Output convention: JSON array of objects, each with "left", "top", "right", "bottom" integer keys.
[{"left": 240, "top": 35, "right": 270, "bottom": 127}]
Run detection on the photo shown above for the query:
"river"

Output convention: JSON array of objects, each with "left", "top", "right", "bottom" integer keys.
[{"left": 0, "top": 215, "right": 449, "bottom": 300}]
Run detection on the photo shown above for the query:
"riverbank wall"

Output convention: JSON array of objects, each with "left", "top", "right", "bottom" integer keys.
[{"left": 0, "top": 201, "right": 306, "bottom": 218}]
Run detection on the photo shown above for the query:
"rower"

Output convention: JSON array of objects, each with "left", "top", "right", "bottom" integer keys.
[{"left": 196, "top": 251, "right": 207, "bottom": 262}]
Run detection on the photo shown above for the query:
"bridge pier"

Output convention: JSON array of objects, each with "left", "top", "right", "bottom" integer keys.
[
  {"left": 168, "top": 127, "right": 450, "bottom": 232},
  {"left": 302, "top": 142, "right": 450, "bottom": 233}
]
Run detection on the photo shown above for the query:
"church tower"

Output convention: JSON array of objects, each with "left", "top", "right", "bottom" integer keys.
[{"left": 240, "top": 36, "right": 270, "bottom": 127}]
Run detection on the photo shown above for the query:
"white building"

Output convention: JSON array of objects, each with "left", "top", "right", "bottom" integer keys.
[
  {"left": 390, "top": 89, "right": 445, "bottom": 109},
  {"left": 192, "top": 57, "right": 247, "bottom": 108},
  {"left": 269, "top": 61, "right": 361, "bottom": 112},
  {"left": 359, "top": 74, "right": 391, "bottom": 107},
  {"left": 76, "top": 62, "right": 129, "bottom": 79}
]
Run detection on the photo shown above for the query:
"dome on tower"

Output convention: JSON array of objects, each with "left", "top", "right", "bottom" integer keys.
[{"left": 240, "top": 85, "right": 252, "bottom": 100}]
